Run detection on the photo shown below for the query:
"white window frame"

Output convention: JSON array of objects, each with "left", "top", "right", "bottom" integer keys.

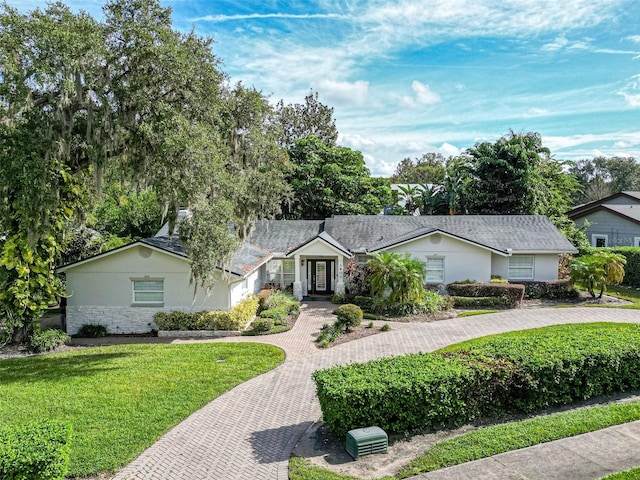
[
  {"left": 265, "top": 259, "right": 295, "bottom": 288},
  {"left": 132, "top": 279, "right": 164, "bottom": 305},
  {"left": 355, "top": 254, "right": 370, "bottom": 265},
  {"left": 591, "top": 234, "right": 608, "bottom": 248},
  {"left": 634, "top": 237, "right": 640, "bottom": 247},
  {"left": 425, "top": 257, "right": 444, "bottom": 283},
  {"left": 508, "top": 255, "right": 534, "bottom": 280}
]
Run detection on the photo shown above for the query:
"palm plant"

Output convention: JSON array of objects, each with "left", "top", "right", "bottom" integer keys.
[
  {"left": 569, "top": 252, "right": 626, "bottom": 298},
  {"left": 368, "top": 252, "right": 426, "bottom": 303}
]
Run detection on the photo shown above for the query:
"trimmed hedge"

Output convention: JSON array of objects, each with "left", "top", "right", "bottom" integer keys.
[
  {"left": 447, "top": 283, "right": 524, "bottom": 307},
  {"left": 452, "top": 296, "right": 509, "bottom": 308},
  {"left": 445, "top": 323, "right": 640, "bottom": 412},
  {"left": 512, "top": 280, "right": 579, "bottom": 300},
  {"left": 370, "top": 291, "right": 452, "bottom": 316},
  {"left": 154, "top": 295, "right": 259, "bottom": 331},
  {"left": 313, "top": 353, "right": 512, "bottom": 436},
  {"left": 313, "top": 323, "right": 640, "bottom": 436},
  {"left": 0, "top": 422, "right": 72, "bottom": 480}
]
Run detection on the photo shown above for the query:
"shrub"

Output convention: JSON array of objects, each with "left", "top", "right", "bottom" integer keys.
[
  {"left": 489, "top": 276, "right": 508, "bottom": 284},
  {"left": 370, "top": 291, "right": 451, "bottom": 316},
  {"left": 447, "top": 283, "right": 524, "bottom": 307},
  {"left": 452, "top": 296, "right": 509, "bottom": 308},
  {"left": 257, "top": 289, "right": 273, "bottom": 311},
  {"left": 264, "top": 291, "right": 300, "bottom": 315},
  {"left": 30, "top": 328, "right": 70, "bottom": 353},
  {"left": 363, "top": 312, "right": 381, "bottom": 320},
  {"left": 353, "top": 295, "right": 373, "bottom": 308},
  {"left": 366, "top": 321, "right": 374, "bottom": 328},
  {"left": 153, "top": 295, "right": 259, "bottom": 331},
  {"left": 313, "top": 353, "right": 512, "bottom": 436},
  {"left": 76, "top": 324, "right": 108, "bottom": 337},
  {"left": 259, "top": 306, "right": 289, "bottom": 325},
  {"left": 334, "top": 304, "right": 363, "bottom": 332},
  {"left": 249, "top": 318, "right": 274, "bottom": 334},
  {"left": 0, "top": 422, "right": 72, "bottom": 480},
  {"left": 330, "top": 294, "right": 344, "bottom": 304},
  {"left": 513, "top": 280, "right": 579, "bottom": 300},
  {"left": 314, "top": 323, "right": 640, "bottom": 436},
  {"left": 380, "top": 323, "right": 391, "bottom": 332}
]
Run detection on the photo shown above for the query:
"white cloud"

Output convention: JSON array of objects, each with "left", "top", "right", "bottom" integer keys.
[
  {"left": 412, "top": 81, "right": 441, "bottom": 105},
  {"left": 400, "top": 81, "right": 440, "bottom": 107},
  {"left": 339, "top": 133, "right": 377, "bottom": 149},
  {"left": 621, "top": 93, "right": 640, "bottom": 107},
  {"left": 439, "top": 142, "right": 461, "bottom": 157},
  {"left": 524, "top": 107, "right": 549, "bottom": 117},
  {"left": 315, "top": 79, "right": 369, "bottom": 106},
  {"left": 542, "top": 36, "right": 569, "bottom": 51},
  {"left": 628, "top": 35, "right": 640, "bottom": 43},
  {"left": 193, "top": 13, "right": 344, "bottom": 22}
]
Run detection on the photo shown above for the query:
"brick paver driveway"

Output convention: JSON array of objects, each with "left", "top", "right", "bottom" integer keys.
[{"left": 113, "top": 305, "right": 640, "bottom": 480}]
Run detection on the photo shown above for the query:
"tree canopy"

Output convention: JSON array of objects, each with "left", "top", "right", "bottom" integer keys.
[
  {"left": 390, "top": 153, "right": 447, "bottom": 185},
  {"left": 569, "top": 156, "right": 640, "bottom": 204},
  {"left": 281, "top": 136, "right": 392, "bottom": 219},
  {"left": 0, "top": 0, "right": 289, "bottom": 338},
  {"left": 276, "top": 91, "right": 338, "bottom": 148}
]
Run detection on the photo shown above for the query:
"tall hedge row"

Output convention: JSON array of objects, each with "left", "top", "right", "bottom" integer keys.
[
  {"left": 313, "top": 323, "right": 640, "bottom": 436},
  {"left": 583, "top": 247, "right": 640, "bottom": 288},
  {"left": 0, "top": 422, "right": 72, "bottom": 480}
]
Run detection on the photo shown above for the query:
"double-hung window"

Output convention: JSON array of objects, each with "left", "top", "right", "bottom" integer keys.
[
  {"left": 508, "top": 255, "right": 534, "bottom": 280},
  {"left": 265, "top": 259, "right": 295, "bottom": 288},
  {"left": 132, "top": 279, "right": 164, "bottom": 305},
  {"left": 425, "top": 257, "right": 444, "bottom": 283}
]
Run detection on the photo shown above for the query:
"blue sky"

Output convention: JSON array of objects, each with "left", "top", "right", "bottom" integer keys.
[{"left": 9, "top": 0, "right": 640, "bottom": 176}]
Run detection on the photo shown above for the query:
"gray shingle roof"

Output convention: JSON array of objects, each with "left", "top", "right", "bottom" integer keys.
[
  {"left": 248, "top": 220, "right": 323, "bottom": 253},
  {"left": 143, "top": 236, "right": 272, "bottom": 277},
  {"left": 602, "top": 204, "right": 640, "bottom": 223},
  {"left": 322, "top": 215, "right": 576, "bottom": 253}
]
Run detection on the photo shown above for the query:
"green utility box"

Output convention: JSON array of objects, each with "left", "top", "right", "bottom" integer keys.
[{"left": 345, "top": 426, "right": 388, "bottom": 459}]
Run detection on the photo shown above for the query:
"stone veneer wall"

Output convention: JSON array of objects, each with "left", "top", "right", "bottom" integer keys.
[{"left": 65, "top": 305, "right": 185, "bottom": 335}]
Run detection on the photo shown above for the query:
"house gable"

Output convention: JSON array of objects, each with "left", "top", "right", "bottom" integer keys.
[
  {"left": 285, "top": 233, "right": 351, "bottom": 259},
  {"left": 381, "top": 232, "right": 495, "bottom": 284}
]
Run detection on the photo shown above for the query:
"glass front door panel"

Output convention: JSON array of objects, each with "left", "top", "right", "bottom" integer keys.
[{"left": 316, "top": 262, "right": 327, "bottom": 291}]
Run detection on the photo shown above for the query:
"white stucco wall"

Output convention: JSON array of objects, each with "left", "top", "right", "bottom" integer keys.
[
  {"left": 386, "top": 233, "right": 493, "bottom": 284},
  {"left": 491, "top": 253, "right": 560, "bottom": 281},
  {"left": 63, "top": 245, "right": 235, "bottom": 334}
]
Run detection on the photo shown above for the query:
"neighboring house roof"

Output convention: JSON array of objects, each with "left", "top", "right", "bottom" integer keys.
[{"left": 568, "top": 191, "right": 640, "bottom": 219}]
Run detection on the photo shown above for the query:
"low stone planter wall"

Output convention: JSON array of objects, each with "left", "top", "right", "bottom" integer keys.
[{"left": 157, "top": 330, "right": 241, "bottom": 338}]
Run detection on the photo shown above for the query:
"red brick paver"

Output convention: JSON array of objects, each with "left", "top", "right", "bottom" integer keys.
[{"left": 112, "top": 306, "right": 640, "bottom": 480}]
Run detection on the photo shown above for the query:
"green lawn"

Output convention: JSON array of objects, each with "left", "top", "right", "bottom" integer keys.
[
  {"left": 0, "top": 343, "right": 284, "bottom": 477},
  {"left": 456, "top": 310, "right": 500, "bottom": 317},
  {"left": 602, "top": 467, "right": 640, "bottom": 479}
]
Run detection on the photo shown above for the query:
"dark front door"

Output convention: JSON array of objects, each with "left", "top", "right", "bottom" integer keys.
[{"left": 309, "top": 260, "right": 333, "bottom": 295}]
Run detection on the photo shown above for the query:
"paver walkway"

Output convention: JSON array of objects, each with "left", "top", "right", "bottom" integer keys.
[{"left": 112, "top": 305, "right": 640, "bottom": 480}]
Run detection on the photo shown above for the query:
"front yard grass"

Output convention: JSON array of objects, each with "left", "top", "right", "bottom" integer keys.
[
  {"left": 0, "top": 343, "right": 284, "bottom": 477},
  {"left": 291, "top": 398, "right": 640, "bottom": 480}
]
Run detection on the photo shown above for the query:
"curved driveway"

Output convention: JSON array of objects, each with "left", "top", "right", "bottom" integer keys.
[{"left": 113, "top": 305, "right": 640, "bottom": 480}]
